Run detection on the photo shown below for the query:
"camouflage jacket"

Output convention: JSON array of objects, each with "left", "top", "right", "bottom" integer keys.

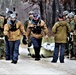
[
  {"left": 0, "top": 16, "right": 5, "bottom": 37},
  {"left": 24, "top": 18, "right": 32, "bottom": 31},
  {"left": 66, "top": 18, "right": 75, "bottom": 32}
]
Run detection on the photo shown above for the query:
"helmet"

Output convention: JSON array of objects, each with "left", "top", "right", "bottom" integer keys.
[
  {"left": 68, "top": 12, "right": 74, "bottom": 18},
  {"left": 10, "top": 14, "right": 16, "bottom": 19},
  {"left": 29, "top": 11, "right": 34, "bottom": 15},
  {"left": 63, "top": 10, "right": 69, "bottom": 16}
]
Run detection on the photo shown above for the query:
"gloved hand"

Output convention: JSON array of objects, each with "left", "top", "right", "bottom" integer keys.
[
  {"left": 23, "top": 35, "right": 26, "bottom": 39},
  {"left": 5, "top": 35, "right": 8, "bottom": 41},
  {"left": 22, "top": 35, "right": 27, "bottom": 45}
]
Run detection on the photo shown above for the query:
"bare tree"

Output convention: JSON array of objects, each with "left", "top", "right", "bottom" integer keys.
[{"left": 0, "top": 0, "right": 75, "bottom": 28}]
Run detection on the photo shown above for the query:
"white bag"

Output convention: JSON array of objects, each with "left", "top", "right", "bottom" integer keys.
[{"left": 41, "top": 42, "right": 55, "bottom": 51}]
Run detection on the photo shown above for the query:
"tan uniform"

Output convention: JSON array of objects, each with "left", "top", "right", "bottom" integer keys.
[
  {"left": 4, "top": 20, "right": 26, "bottom": 41},
  {"left": 27, "top": 20, "right": 48, "bottom": 39}
]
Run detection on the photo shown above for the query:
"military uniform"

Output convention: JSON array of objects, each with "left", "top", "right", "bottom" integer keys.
[
  {"left": 4, "top": 14, "right": 26, "bottom": 64},
  {"left": 27, "top": 18, "right": 48, "bottom": 60},
  {"left": 66, "top": 12, "right": 75, "bottom": 31},
  {"left": 73, "top": 16, "right": 76, "bottom": 55},
  {"left": 74, "top": 15, "right": 76, "bottom": 26},
  {"left": 72, "top": 34, "right": 76, "bottom": 58},
  {"left": 4, "top": 10, "right": 13, "bottom": 60},
  {"left": 0, "top": 15, "right": 5, "bottom": 59},
  {"left": 24, "top": 11, "right": 34, "bottom": 56},
  {"left": 66, "top": 13, "right": 75, "bottom": 58},
  {"left": 51, "top": 15, "right": 71, "bottom": 63},
  {"left": 63, "top": 10, "right": 69, "bottom": 20},
  {"left": 24, "top": 18, "right": 33, "bottom": 47},
  {"left": 24, "top": 10, "right": 34, "bottom": 31},
  {"left": 72, "top": 27, "right": 76, "bottom": 59},
  {"left": 66, "top": 19, "right": 75, "bottom": 32}
]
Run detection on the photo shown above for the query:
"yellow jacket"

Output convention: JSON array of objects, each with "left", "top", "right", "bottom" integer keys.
[
  {"left": 27, "top": 20, "right": 48, "bottom": 39},
  {"left": 4, "top": 20, "right": 26, "bottom": 41}
]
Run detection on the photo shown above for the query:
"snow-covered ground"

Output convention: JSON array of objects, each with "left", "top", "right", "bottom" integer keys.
[{"left": 0, "top": 44, "right": 76, "bottom": 75}]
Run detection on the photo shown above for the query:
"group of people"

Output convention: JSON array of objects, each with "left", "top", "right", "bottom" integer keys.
[
  {"left": 51, "top": 10, "right": 76, "bottom": 63},
  {"left": 62, "top": 10, "right": 76, "bottom": 59},
  {"left": 0, "top": 8, "right": 26, "bottom": 64},
  {"left": 0, "top": 8, "right": 48, "bottom": 64},
  {"left": 24, "top": 11, "right": 48, "bottom": 61},
  {"left": 0, "top": 8, "right": 76, "bottom": 64}
]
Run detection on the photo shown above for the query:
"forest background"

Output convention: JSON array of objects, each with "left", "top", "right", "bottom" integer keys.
[{"left": 0, "top": 0, "right": 76, "bottom": 34}]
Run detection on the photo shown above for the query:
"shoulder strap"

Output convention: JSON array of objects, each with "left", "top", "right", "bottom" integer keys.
[{"left": 56, "top": 22, "right": 68, "bottom": 32}]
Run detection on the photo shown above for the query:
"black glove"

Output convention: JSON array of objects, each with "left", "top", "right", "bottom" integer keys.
[
  {"left": 23, "top": 35, "right": 26, "bottom": 39},
  {"left": 22, "top": 35, "right": 27, "bottom": 45},
  {"left": 5, "top": 35, "right": 8, "bottom": 41}
]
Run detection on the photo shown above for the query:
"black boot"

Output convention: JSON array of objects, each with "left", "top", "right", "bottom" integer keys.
[
  {"left": 11, "top": 60, "right": 17, "bottom": 64},
  {"left": 34, "top": 47, "right": 40, "bottom": 61}
]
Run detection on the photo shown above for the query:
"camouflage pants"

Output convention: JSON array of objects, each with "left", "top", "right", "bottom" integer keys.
[
  {"left": 73, "top": 42, "right": 76, "bottom": 56},
  {"left": 0, "top": 38, "right": 5, "bottom": 59},
  {"left": 73, "top": 35, "right": 76, "bottom": 57}
]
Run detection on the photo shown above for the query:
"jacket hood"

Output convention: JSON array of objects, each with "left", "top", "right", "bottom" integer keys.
[
  {"left": 58, "top": 21, "right": 66, "bottom": 26},
  {"left": 32, "top": 18, "right": 41, "bottom": 25},
  {"left": 7, "top": 19, "right": 18, "bottom": 25}
]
